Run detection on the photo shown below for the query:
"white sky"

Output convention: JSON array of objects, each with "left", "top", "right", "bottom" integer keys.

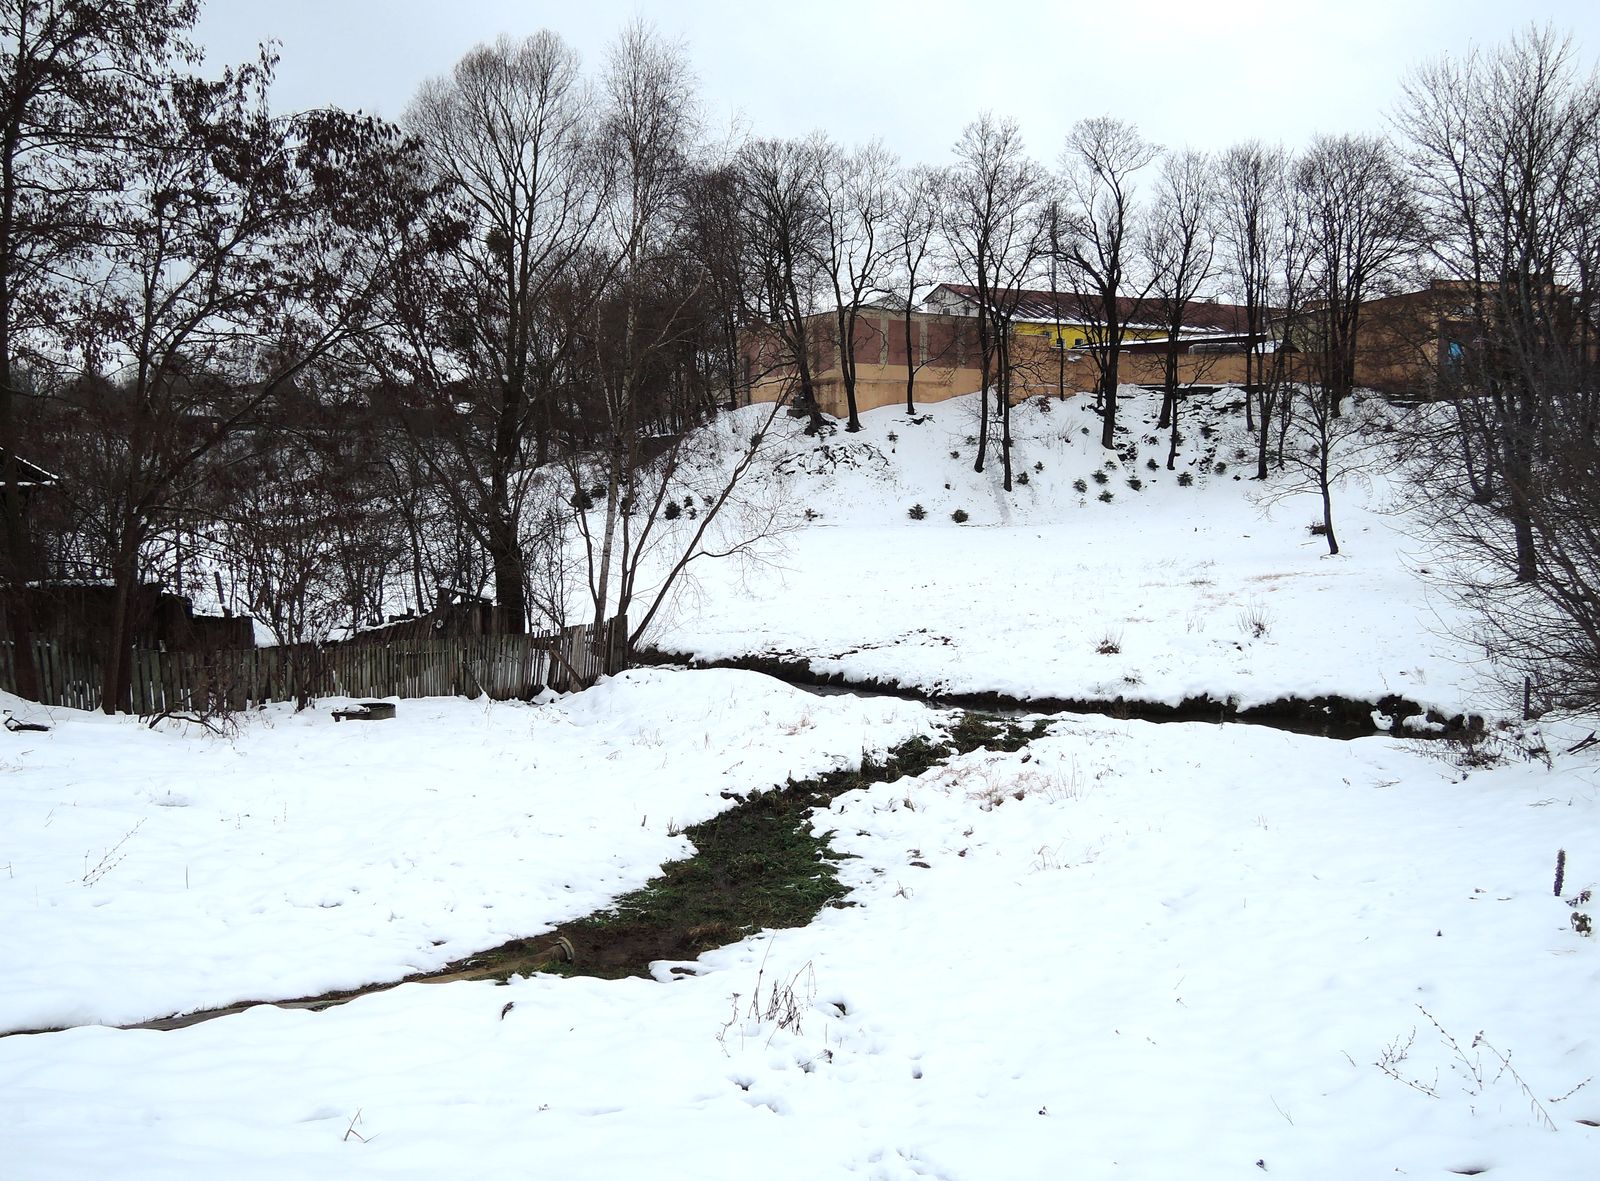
[{"left": 194, "top": 0, "right": 1600, "bottom": 164}]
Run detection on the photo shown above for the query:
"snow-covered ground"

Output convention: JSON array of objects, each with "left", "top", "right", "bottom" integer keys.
[
  {"left": 647, "top": 390, "right": 1483, "bottom": 717},
  {"left": 4, "top": 388, "right": 1598, "bottom": 1178}
]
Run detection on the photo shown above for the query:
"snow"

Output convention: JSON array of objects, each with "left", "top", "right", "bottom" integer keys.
[
  {"left": 3, "top": 387, "right": 1599, "bottom": 1178},
  {"left": 645, "top": 390, "right": 1484, "bottom": 718},
  {"left": 0, "top": 671, "right": 933, "bottom": 1032}
]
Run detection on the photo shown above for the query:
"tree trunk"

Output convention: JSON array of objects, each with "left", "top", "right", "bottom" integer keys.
[
  {"left": 834, "top": 304, "right": 862, "bottom": 432},
  {"left": 100, "top": 538, "right": 143, "bottom": 714},
  {"left": 487, "top": 509, "right": 528, "bottom": 635},
  {"left": 1099, "top": 362, "right": 1119, "bottom": 451},
  {"left": 902, "top": 308, "right": 917, "bottom": 413},
  {"left": 1320, "top": 478, "right": 1339, "bottom": 556},
  {"left": 998, "top": 331, "right": 1013, "bottom": 491}
]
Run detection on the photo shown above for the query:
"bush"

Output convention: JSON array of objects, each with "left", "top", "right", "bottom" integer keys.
[
  {"left": 1091, "top": 469, "right": 1109, "bottom": 485},
  {"left": 663, "top": 500, "right": 681, "bottom": 520},
  {"left": 949, "top": 450, "right": 959, "bottom": 459},
  {"left": 1016, "top": 470, "right": 1030, "bottom": 486},
  {"left": 886, "top": 431, "right": 898, "bottom": 443},
  {"left": 1096, "top": 630, "right": 1122, "bottom": 655},
  {"left": 1308, "top": 520, "right": 1329, "bottom": 536},
  {"left": 1073, "top": 478, "right": 1088, "bottom": 493},
  {"left": 908, "top": 503, "right": 927, "bottom": 520},
  {"left": 1213, "top": 461, "right": 1228, "bottom": 474},
  {"left": 951, "top": 508, "right": 969, "bottom": 523},
  {"left": 1034, "top": 461, "right": 1044, "bottom": 473},
  {"left": 1098, "top": 489, "right": 1114, "bottom": 503},
  {"left": 1127, "top": 476, "right": 1143, "bottom": 491},
  {"left": 1177, "top": 471, "right": 1194, "bottom": 487},
  {"left": 1238, "top": 602, "right": 1273, "bottom": 639},
  {"left": 1146, "top": 457, "right": 1159, "bottom": 471}
]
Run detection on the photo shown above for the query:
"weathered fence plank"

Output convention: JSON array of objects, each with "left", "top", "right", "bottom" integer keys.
[{"left": 0, "top": 616, "right": 629, "bottom": 713}]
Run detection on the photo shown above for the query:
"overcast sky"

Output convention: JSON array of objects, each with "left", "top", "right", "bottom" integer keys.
[{"left": 194, "top": 0, "right": 1600, "bottom": 164}]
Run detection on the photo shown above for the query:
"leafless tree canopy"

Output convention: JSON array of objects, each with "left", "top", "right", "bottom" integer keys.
[{"left": 4, "top": 9, "right": 1600, "bottom": 710}]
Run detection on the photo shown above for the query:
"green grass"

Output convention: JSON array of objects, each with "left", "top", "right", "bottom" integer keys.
[{"left": 523, "top": 712, "right": 1048, "bottom": 979}]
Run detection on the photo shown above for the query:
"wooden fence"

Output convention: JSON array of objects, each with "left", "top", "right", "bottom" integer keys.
[{"left": 0, "top": 615, "right": 629, "bottom": 715}]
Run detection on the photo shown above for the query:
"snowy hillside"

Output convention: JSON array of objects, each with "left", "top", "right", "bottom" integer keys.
[
  {"left": 644, "top": 388, "right": 1484, "bottom": 720},
  {"left": 3, "top": 387, "right": 1597, "bottom": 1179}
]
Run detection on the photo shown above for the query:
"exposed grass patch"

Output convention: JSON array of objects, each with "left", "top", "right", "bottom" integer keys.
[{"left": 514, "top": 712, "right": 1049, "bottom": 980}]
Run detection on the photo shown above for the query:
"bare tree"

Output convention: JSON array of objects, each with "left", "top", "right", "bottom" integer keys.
[
  {"left": 0, "top": 0, "right": 201, "bottom": 697},
  {"left": 944, "top": 113, "right": 1047, "bottom": 485},
  {"left": 60, "top": 48, "right": 433, "bottom": 712},
  {"left": 1217, "top": 140, "right": 1288, "bottom": 465},
  {"left": 1283, "top": 391, "right": 1389, "bottom": 556},
  {"left": 1393, "top": 24, "right": 1600, "bottom": 707},
  {"left": 737, "top": 134, "right": 829, "bottom": 432},
  {"left": 1141, "top": 148, "right": 1217, "bottom": 467},
  {"left": 817, "top": 138, "right": 897, "bottom": 432},
  {"left": 1059, "top": 117, "right": 1160, "bottom": 450},
  {"left": 888, "top": 163, "right": 945, "bottom": 413},
  {"left": 579, "top": 19, "right": 701, "bottom": 640},
  {"left": 400, "top": 31, "right": 605, "bottom": 633},
  {"left": 1292, "top": 133, "right": 1416, "bottom": 414}
]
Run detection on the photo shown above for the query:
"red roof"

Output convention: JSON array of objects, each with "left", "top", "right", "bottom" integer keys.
[{"left": 930, "top": 283, "right": 1255, "bottom": 335}]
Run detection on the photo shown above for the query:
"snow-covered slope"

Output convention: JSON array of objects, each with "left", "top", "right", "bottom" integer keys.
[{"left": 646, "top": 388, "right": 1482, "bottom": 717}]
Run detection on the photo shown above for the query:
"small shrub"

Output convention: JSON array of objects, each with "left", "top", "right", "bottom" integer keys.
[
  {"left": 1098, "top": 489, "right": 1114, "bottom": 503},
  {"left": 803, "top": 507, "right": 820, "bottom": 521},
  {"left": 1307, "top": 520, "right": 1329, "bottom": 536},
  {"left": 1146, "top": 457, "right": 1159, "bottom": 471},
  {"left": 1237, "top": 602, "right": 1273, "bottom": 639},
  {"left": 950, "top": 450, "right": 960, "bottom": 459},
  {"left": 1199, "top": 424, "right": 1215, "bottom": 440},
  {"left": 569, "top": 488, "right": 594, "bottom": 510},
  {"left": 1233, "top": 447, "right": 1250, "bottom": 461},
  {"left": 964, "top": 435, "right": 976, "bottom": 445},
  {"left": 1081, "top": 426, "right": 1090, "bottom": 435},
  {"left": 1095, "top": 630, "right": 1122, "bottom": 655},
  {"left": 1016, "top": 470, "right": 1030, "bottom": 486},
  {"left": 663, "top": 500, "right": 682, "bottom": 520},
  {"left": 1213, "top": 461, "right": 1228, "bottom": 474},
  {"left": 1177, "top": 471, "right": 1194, "bottom": 487},
  {"left": 908, "top": 503, "right": 927, "bottom": 520},
  {"left": 951, "top": 508, "right": 969, "bottom": 524},
  {"left": 886, "top": 431, "right": 898, "bottom": 443},
  {"left": 1034, "top": 395, "right": 1052, "bottom": 412},
  {"left": 1033, "top": 461, "right": 1043, "bottom": 473},
  {"left": 1126, "top": 476, "right": 1143, "bottom": 491},
  {"left": 1073, "top": 478, "right": 1088, "bottom": 493},
  {"left": 1091, "top": 469, "right": 1109, "bottom": 485}
]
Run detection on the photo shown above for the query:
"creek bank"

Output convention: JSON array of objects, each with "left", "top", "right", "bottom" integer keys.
[
  {"left": 632, "top": 645, "right": 1484, "bottom": 741},
  {"left": 7, "top": 714, "right": 1043, "bottom": 1037}
]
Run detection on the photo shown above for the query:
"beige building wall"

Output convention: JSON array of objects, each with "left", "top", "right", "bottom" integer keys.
[{"left": 749, "top": 312, "right": 1264, "bottom": 417}]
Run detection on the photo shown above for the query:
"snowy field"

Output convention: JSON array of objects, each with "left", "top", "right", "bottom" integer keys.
[
  {"left": 649, "top": 391, "right": 1484, "bottom": 718},
  {"left": 4, "top": 388, "right": 1600, "bottom": 1178}
]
